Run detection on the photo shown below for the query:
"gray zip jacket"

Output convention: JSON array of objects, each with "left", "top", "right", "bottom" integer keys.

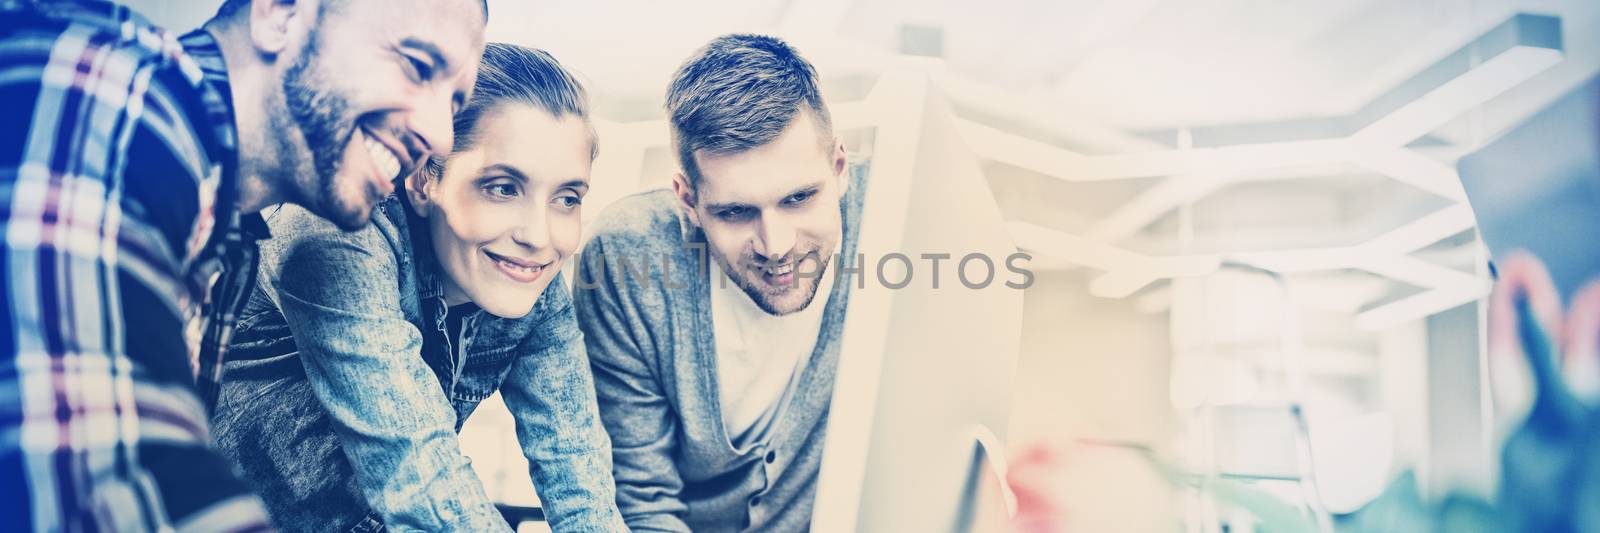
[{"left": 574, "top": 166, "right": 866, "bottom": 532}]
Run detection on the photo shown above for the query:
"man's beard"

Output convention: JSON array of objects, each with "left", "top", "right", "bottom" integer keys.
[
  {"left": 715, "top": 247, "right": 832, "bottom": 316},
  {"left": 277, "top": 35, "right": 370, "bottom": 230}
]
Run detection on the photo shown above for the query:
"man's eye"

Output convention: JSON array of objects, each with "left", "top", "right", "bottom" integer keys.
[
  {"left": 716, "top": 207, "right": 752, "bottom": 221},
  {"left": 406, "top": 55, "right": 435, "bottom": 82},
  {"left": 783, "top": 191, "right": 815, "bottom": 206}
]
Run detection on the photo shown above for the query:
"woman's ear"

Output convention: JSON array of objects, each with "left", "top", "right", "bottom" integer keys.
[{"left": 405, "top": 165, "right": 435, "bottom": 218}]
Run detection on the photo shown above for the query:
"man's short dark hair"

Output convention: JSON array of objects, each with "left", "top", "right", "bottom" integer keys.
[{"left": 666, "top": 34, "right": 832, "bottom": 186}]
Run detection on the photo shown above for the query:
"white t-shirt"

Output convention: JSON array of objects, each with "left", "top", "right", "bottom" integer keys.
[{"left": 711, "top": 256, "right": 835, "bottom": 448}]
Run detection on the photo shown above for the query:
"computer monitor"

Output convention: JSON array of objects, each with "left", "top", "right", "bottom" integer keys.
[
  {"left": 811, "top": 71, "right": 1025, "bottom": 532},
  {"left": 1458, "top": 76, "right": 1600, "bottom": 299}
]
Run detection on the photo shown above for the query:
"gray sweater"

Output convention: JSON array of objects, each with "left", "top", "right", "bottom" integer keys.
[{"left": 573, "top": 167, "right": 865, "bottom": 532}]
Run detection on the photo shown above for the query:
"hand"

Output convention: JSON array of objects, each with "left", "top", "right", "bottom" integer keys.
[{"left": 1485, "top": 252, "right": 1600, "bottom": 532}]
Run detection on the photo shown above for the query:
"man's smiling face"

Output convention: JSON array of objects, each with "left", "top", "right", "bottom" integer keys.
[
  {"left": 268, "top": 0, "right": 486, "bottom": 230},
  {"left": 683, "top": 110, "right": 848, "bottom": 316}
]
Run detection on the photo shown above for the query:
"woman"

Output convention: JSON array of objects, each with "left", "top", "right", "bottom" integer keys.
[{"left": 211, "top": 43, "right": 624, "bottom": 532}]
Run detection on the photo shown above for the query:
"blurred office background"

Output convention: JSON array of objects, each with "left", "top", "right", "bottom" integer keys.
[{"left": 126, "top": 0, "right": 1600, "bottom": 531}]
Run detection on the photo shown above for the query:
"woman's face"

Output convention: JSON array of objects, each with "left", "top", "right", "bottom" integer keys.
[{"left": 407, "top": 103, "right": 592, "bottom": 318}]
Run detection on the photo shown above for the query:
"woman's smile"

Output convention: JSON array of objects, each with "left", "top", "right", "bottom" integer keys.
[{"left": 484, "top": 248, "right": 550, "bottom": 283}]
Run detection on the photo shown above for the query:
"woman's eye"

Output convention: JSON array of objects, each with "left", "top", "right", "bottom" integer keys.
[
  {"left": 553, "top": 195, "right": 582, "bottom": 208},
  {"left": 483, "top": 182, "right": 519, "bottom": 199}
]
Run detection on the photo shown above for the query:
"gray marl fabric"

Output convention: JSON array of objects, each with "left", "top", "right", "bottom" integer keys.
[{"left": 574, "top": 165, "right": 866, "bottom": 532}]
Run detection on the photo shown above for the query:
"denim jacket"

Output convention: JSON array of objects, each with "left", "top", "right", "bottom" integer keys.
[{"left": 210, "top": 194, "right": 625, "bottom": 532}]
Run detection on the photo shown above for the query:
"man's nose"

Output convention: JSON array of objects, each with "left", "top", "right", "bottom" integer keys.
[
  {"left": 753, "top": 216, "right": 797, "bottom": 261},
  {"left": 408, "top": 86, "right": 456, "bottom": 157}
]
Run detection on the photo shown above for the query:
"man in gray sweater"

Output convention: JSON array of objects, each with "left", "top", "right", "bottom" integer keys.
[{"left": 573, "top": 34, "right": 865, "bottom": 532}]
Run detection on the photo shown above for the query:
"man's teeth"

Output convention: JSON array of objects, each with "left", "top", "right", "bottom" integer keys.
[
  {"left": 361, "top": 130, "right": 402, "bottom": 181},
  {"left": 763, "top": 264, "right": 794, "bottom": 276}
]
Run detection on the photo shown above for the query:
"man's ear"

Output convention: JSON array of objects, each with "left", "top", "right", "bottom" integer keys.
[
  {"left": 248, "top": 0, "right": 310, "bottom": 57},
  {"left": 671, "top": 172, "right": 701, "bottom": 227},
  {"left": 831, "top": 139, "right": 850, "bottom": 196},
  {"left": 405, "top": 166, "right": 433, "bottom": 218}
]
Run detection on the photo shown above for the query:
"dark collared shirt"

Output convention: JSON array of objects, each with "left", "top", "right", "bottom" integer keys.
[
  {"left": 0, "top": 1, "right": 270, "bottom": 531},
  {"left": 179, "top": 20, "right": 271, "bottom": 423}
]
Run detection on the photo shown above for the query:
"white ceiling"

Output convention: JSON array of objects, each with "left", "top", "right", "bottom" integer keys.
[
  {"left": 474, "top": 0, "right": 1600, "bottom": 129},
  {"left": 125, "top": 0, "right": 1600, "bottom": 329},
  {"left": 125, "top": 0, "right": 1600, "bottom": 142}
]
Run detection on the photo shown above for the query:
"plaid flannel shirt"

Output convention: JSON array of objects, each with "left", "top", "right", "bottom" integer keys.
[{"left": 1, "top": 1, "right": 271, "bottom": 531}]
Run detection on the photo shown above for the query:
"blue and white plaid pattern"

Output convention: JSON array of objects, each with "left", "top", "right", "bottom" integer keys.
[{"left": 1, "top": 1, "right": 271, "bottom": 531}]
